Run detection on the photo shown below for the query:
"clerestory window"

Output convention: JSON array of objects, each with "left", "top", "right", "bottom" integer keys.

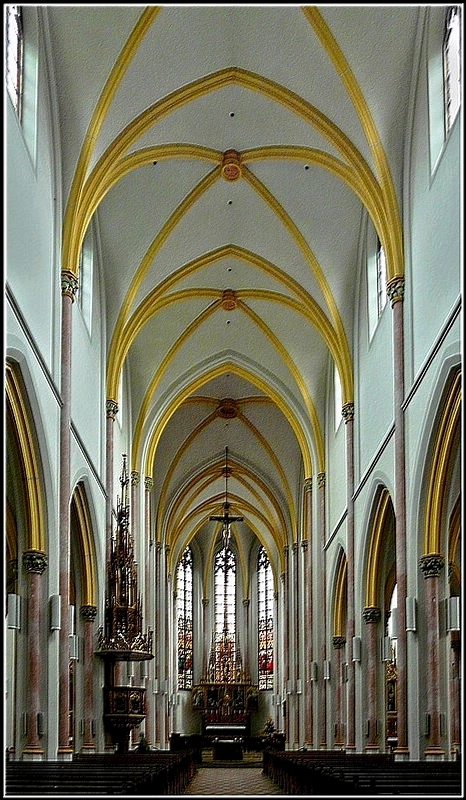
[
  {"left": 257, "top": 546, "right": 274, "bottom": 689},
  {"left": 443, "top": 5, "right": 462, "bottom": 136},
  {"left": 5, "top": 5, "right": 23, "bottom": 118},
  {"left": 176, "top": 546, "right": 193, "bottom": 689}
]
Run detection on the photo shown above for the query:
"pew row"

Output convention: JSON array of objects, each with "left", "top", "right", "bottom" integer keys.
[
  {"left": 5, "top": 750, "right": 198, "bottom": 795},
  {"left": 262, "top": 749, "right": 462, "bottom": 795}
]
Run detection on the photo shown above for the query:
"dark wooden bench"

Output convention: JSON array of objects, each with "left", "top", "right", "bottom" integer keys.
[
  {"left": 5, "top": 750, "right": 198, "bottom": 795},
  {"left": 263, "top": 749, "right": 462, "bottom": 796}
]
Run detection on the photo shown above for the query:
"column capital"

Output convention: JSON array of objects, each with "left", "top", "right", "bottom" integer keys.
[
  {"left": 144, "top": 476, "right": 153, "bottom": 490},
  {"left": 80, "top": 605, "right": 97, "bottom": 622},
  {"left": 131, "top": 471, "right": 140, "bottom": 486},
  {"left": 301, "top": 539, "right": 308, "bottom": 551},
  {"left": 106, "top": 399, "right": 118, "bottom": 419},
  {"left": 387, "top": 275, "right": 405, "bottom": 306},
  {"left": 243, "top": 598, "right": 250, "bottom": 608},
  {"left": 22, "top": 549, "right": 47, "bottom": 574},
  {"left": 419, "top": 553, "right": 445, "bottom": 578},
  {"left": 202, "top": 597, "right": 209, "bottom": 607},
  {"left": 333, "top": 635, "right": 346, "bottom": 649},
  {"left": 362, "top": 606, "right": 381, "bottom": 624},
  {"left": 61, "top": 270, "right": 79, "bottom": 300},
  {"left": 317, "top": 471, "right": 326, "bottom": 489},
  {"left": 304, "top": 477, "right": 313, "bottom": 493},
  {"left": 342, "top": 402, "right": 354, "bottom": 423}
]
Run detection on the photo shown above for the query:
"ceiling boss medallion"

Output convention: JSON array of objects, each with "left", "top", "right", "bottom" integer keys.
[
  {"left": 221, "top": 149, "right": 242, "bottom": 180},
  {"left": 222, "top": 289, "right": 237, "bottom": 310},
  {"left": 217, "top": 398, "right": 238, "bottom": 419}
]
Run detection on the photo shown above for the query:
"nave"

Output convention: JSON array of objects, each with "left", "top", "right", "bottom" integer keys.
[{"left": 182, "top": 765, "right": 283, "bottom": 796}]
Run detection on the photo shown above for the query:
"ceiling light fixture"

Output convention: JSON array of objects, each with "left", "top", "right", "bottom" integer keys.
[{"left": 210, "top": 446, "right": 243, "bottom": 550}]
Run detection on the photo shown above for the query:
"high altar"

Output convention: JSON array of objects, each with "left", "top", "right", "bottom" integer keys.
[{"left": 191, "top": 630, "right": 259, "bottom": 740}]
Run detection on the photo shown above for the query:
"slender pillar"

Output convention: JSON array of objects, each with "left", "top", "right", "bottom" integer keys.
[
  {"left": 283, "top": 547, "right": 290, "bottom": 744},
  {"left": 449, "top": 632, "right": 461, "bottom": 758},
  {"left": 363, "top": 606, "right": 381, "bottom": 752},
  {"left": 342, "top": 402, "right": 356, "bottom": 751},
  {"left": 332, "top": 636, "right": 346, "bottom": 749},
  {"left": 144, "top": 477, "right": 153, "bottom": 747},
  {"left": 58, "top": 270, "right": 78, "bottom": 758},
  {"left": 302, "top": 477, "right": 313, "bottom": 745},
  {"left": 292, "top": 541, "right": 299, "bottom": 746},
  {"left": 80, "top": 605, "right": 97, "bottom": 753},
  {"left": 419, "top": 554, "right": 446, "bottom": 759},
  {"left": 273, "top": 590, "right": 280, "bottom": 731},
  {"left": 155, "top": 542, "right": 162, "bottom": 746},
  {"left": 130, "top": 470, "right": 141, "bottom": 748},
  {"left": 202, "top": 598, "right": 209, "bottom": 679},
  {"left": 242, "top": 598, "right": 250, "bottom": 677},
  {"left": 317, "top": 472, "right": 327, "bottom": 748},
  {"left": 388, "top": 277, "right": 409, "bottom": 758},
  {"left": 164, "top": 546, "right": 170, "bottom": 745},
  {"left": 22, "top": 551, "right": 47, "bottom": 759},
  {"left": 105, "top": 400, "right": 118, "bottom": 570},
  {"left": 131, "top": 472, "right": 140, "bottom": 550}
]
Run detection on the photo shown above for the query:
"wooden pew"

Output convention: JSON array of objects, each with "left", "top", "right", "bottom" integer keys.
[
  {"left": 6, "top": 750, "right": 198, "bottom": 796},
  {"left": 262, "top": 749, "right": 462, "bottom": 796}
]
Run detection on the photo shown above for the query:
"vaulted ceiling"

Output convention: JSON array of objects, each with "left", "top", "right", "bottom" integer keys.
[{"left": 48, "top": 5, "right": 419, "bottom": 568}]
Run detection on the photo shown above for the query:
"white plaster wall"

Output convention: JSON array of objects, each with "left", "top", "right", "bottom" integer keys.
[
  {"left": 6, "top": 89, "right": 59, "bottom": 382},
  {"left": 408, "top": 61, "right": 461, "bottom": 382}
]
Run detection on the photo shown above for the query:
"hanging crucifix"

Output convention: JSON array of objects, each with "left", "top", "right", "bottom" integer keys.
[{"left": 210, "top": 446, "right": 243, "bottom": 550}]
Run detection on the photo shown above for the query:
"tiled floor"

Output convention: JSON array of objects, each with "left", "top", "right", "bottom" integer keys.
[{"left": 182, "top": 765, "right": 284, "bottom": 795}]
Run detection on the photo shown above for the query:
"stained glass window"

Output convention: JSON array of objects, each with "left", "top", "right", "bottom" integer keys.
[
  {"left": 176, "top": 546, "right": 193, "bottom": 689},
  {"left": 376, "top": 237, "right": 387, "bottom": 318},
  {"left": 443, "top": 6, "right": 461, "bottom": 135},
  {"left": 258, "top": 546, "right": 274, "bottom": 689},
  {"left": 5, "top": 5, "right": 23, "bottom": 118},
  {"left": 214, "top": 545, "right": 236, "bottom": 636}
]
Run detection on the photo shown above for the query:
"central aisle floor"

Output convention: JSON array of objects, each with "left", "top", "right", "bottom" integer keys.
[{"left": 182, "top": 765, "right": 284, "bottom": 795}]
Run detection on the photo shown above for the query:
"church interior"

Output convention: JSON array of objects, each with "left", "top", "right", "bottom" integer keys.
[{"left": 5, "top": 3, "right": 462, "bottom": 784}]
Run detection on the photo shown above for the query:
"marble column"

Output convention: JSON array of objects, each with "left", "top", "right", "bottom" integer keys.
[
  {"left": 105, "top": 400, "right": 118, "bottom": 572},
  {"left": 293, "top": 541, "right": 300, "bottom": 745},
  {"left": 274, "top": 590, "right": 280, "bottom": 731},
  {"left": 388, "top": 277, "right": 409, "bottom": 758},
  {"left": 242, "top": 598, "right": 250, "bottom": 677},
  {"left": 342, "top": 402, "right": 356, "bottom": 751},
  {"left": 302, "top": 485, "right": 313, "bottom": 746},
  {"left": 164, "top": 546, "right": 171, "bottom": 746},
  {"left": 22, "top": 550, "right": 47, "bottom": 759},
  {"left": 201, "top": 597, "right": 209, "bottom": 679},
  {"left": 283, "top": 546, "right": 290, "bottom": 744},
  {"left": 332, "top": 635, "right": 346, "bottom": 749},
  {"left": 58, "top": 270, "right": 78, "bottom": 758},
  {"left": 105, "top": 402, "right": 124, "bottom": 686},
  {"left": 155, "top": 542, "right": 162, "bottom": 746},
  {"left": 449, "top": 632, "right": 461, "bottom": 758},
  {"left": 363, "top": 606, "right": 381, "bottom": 752},
  {"left": 419, "top": 554, "right": 446, "bottom": 759},
  {"left": 317, "top": 472, "right": 327, "bottom": 748},
  {"left": 144, "top": 476, "right": 153, "bottom": 747},
  {"left": 80, "top": 605, "right": 97, "bottom": 753},
  {"left": 130, "top": 470, "right": 141, "bottom": 748}
]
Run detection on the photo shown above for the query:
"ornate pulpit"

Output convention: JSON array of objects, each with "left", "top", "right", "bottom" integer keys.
[{"left": 95, "top": 455, "right": 153, "bottom": 752}]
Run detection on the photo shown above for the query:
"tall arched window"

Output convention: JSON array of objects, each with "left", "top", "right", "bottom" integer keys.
[
  {"left": 211, "top": 546, "right": 237, "bottom": 682},
  {"left": 443, "top": 6, "right": 461, "bottom": 135},
  {"left": 5, "top": 5, "right": 23, "bottom": 118},
  {"left": 257, "top": 546, "right": 274, "bottom": 689},
  {"left": 214, "top": 546, "right": 236, "bottom": 636},
  {"left": 176, "top": 546, "right": 193, "bottom": 689},
  {"left": 376, "top": 237, "right": 387, "bottom": 318}
]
